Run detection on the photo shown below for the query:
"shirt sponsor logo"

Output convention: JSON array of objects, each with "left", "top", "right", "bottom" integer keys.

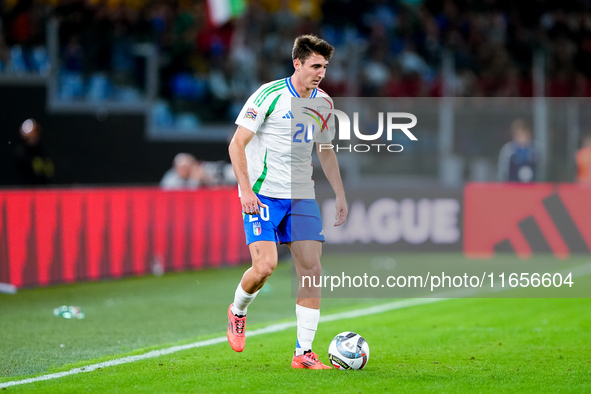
[{"left": 245, "top": 108, "right": 258, "bottom": 121}]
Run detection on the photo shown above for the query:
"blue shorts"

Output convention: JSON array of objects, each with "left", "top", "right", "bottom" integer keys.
[{"left": 243, "top": 194, "right": 325, "bottom": 245}]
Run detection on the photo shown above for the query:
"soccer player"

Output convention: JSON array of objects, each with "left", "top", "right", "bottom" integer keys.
[{"left": 227, "top": 35, "right": 348, "bottom": 369}]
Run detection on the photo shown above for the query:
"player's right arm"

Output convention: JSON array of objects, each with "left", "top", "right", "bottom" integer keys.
[
  {"left": 231, "top": 80, "right": 279, "bottom": 214},
  {"left": 228, "top": 126, "right": 267, "bottom": 215}
]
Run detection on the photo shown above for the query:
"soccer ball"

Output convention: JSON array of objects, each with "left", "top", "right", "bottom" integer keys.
[{"left": 328, "top": 331, "right": 369, "bottom": 370}]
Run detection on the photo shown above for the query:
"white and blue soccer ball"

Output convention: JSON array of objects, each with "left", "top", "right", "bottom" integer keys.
[{"left": 328, "top": 331, "right": 369, "bottom": 370}]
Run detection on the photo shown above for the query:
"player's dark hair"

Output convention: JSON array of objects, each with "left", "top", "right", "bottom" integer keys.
[{"left": 292, "top": 35, "right": 334, "bottom": 64}]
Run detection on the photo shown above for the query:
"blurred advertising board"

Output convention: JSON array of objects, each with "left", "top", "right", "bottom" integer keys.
[
  {"left": 317, "top": 188, "right": 463, "bottom": 253},
  {"left": 464, "top": 183, "right": 591, "bottom": 259},
  {"left": 0, "top": 187, "right": 249, "bottom": 288}
]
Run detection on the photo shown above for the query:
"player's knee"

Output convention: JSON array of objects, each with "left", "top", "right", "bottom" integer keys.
[
  {"left": 299, "top": 263, "right": 321, "bottom": 278},
  {"left": 254, "top": 258, "right": 277, "bottom": 279}
]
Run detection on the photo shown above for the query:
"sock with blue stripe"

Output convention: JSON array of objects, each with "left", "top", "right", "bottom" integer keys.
[{"left": 295, "top": 304, "right": 320, "bottom": 356}]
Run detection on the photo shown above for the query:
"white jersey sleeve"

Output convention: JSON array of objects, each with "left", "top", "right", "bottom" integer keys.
[{"left": 235, "top": 82, "right": 277, "bottom": 133}]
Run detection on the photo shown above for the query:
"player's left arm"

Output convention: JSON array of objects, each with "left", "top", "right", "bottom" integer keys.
[{"left": 316, "top": 145, "right": 348, "bottom": 226}]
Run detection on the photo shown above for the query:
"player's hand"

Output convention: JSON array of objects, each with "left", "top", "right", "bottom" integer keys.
[
  {"left": 241, "top": 190, "right": 268, "bottom": 215},
  {"left": 334, "top": 197, "right": 348, "bottom": 226}
]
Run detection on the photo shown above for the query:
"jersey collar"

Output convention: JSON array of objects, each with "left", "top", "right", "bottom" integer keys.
[{"left": 286, "top": 77, "right": 318, "bottom": 98}]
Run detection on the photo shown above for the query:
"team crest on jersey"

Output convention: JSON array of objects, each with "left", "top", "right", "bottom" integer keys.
[
  {"left": 245, "top": 108, "right": 258, "bottom": 121},
  {"left": 253, "top": 222, "right": 262, "bottom": 236}
]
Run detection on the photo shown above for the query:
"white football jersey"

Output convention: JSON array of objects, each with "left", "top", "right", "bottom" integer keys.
[{"left": 235, "top": 77, "right": 335, "bottom": 199}]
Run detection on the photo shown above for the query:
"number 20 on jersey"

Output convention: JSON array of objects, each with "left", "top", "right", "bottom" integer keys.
[{"left": 293, "top": 123, "right": 314, "bottom": 143}]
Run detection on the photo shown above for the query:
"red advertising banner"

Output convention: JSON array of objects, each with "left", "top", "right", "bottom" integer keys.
[
  {"left": 464, "top": 183, "right": 591, "bottom": 258},
  {"left": 0, "top": 187, "right": 249, "bottom": 288}
]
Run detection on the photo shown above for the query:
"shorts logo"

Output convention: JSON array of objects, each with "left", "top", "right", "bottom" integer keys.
[
  {"left": 253, "top": 222, "right": 262, "bottom": 236},
  {"left": 244, "top": 108, "right": 258, "bottom": 121}
]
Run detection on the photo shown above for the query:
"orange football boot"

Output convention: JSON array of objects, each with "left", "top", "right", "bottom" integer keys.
[
  {"left": 227, "top": 304, "right": 246, "bottom": 352},
  {"left": 291, "top": 351, "right": 332, "bottom": 369}
]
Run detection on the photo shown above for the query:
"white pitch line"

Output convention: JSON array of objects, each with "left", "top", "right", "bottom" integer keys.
[
  {"left": 0, "top": 297, "right": 446, "bottom": 389},
  {"left": 2, "top": 262, "right": 590, "bottom": 389}
]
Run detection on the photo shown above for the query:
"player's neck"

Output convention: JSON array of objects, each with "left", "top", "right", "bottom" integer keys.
[{"left": 290, "top": 75, "right": 314, "bottom": 98}]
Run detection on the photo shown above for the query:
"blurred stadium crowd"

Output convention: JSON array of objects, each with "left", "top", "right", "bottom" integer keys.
[{"left": 2, "top": 0, "right": 591, "bottom": 123}]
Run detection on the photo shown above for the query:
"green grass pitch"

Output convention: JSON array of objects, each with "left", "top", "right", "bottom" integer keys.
[{"left": 1, "top": 253, "right": 590, "bottom": 393}]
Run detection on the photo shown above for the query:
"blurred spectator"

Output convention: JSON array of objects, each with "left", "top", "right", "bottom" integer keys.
[
  {"left": 5, "top": 0, "right": 591, "bottom": 125},
  {"left": 3, "top": 0, "right": 48, "bottom": 74},
  {"left": 575, "top": 134, "right": 591, "bottom": 184},
  {"left": 497, "top": 119, "right": 540, "bottom": 183},
  {"left": 160, "top": 153, "right": 205, "bottom": 190},
  {"left": 14, "top": 118, "right": 54, "bottom": 185},
  {"left": 201, "top": 160, "right": 237, "bottom": 186}
]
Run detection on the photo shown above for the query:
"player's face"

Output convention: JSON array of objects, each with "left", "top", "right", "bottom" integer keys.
[{"left": 296, "top": 53, "right": 328, "bottom": 91}]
